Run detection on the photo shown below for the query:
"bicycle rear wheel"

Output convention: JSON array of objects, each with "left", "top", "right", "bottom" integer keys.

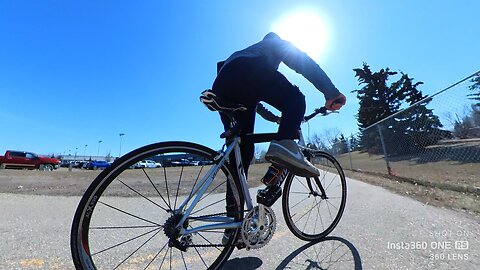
[
  {"left": 71, "top": 141, "right": 244, "bottom": 270},
  {"left": 282, "top": 150, "right": 347, "bottom": 241}
]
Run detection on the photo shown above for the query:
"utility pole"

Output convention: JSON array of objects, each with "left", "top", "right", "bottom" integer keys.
[
  {"left": 97, "top": 140, "right": 103, "bottom": 158},
  {"left": 119, "top": 133, "right": 125, "bottom": 157}
]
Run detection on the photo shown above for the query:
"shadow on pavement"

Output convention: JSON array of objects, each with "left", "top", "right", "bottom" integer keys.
[
  {"left": 221, "top": 236, "right": 361, "bottom": 270},
  {"left": 222, "top": 256, "right": 263, "bottom": 269},
  {"left": 275, "top": 236, "right": 362, "bottom": 270}
]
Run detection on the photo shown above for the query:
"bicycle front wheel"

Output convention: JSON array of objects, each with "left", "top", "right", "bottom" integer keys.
[
  {"left": 282, "top": 150, "right": 347, "bottom": 241},
  {"left": 71, "top": 141, "right": 244, "bottom": 270}
]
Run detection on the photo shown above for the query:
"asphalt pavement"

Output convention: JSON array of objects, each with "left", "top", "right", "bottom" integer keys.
[{"left": 1, "top": 177, "right": 478, "bottom": 269}]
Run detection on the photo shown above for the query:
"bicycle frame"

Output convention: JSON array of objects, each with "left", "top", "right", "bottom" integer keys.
[
  {"left": 176, "top": 135, "right": 252, "bottom": 235},
  {"left": 174, "top": 106, "right": 338, "bottom": 236},
  {"left": 175, "top": 125, "right": 315, "bottom": 236}
]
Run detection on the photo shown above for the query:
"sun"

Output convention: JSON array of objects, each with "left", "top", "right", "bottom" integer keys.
[{"left": 272, "top": 9, "right": 330, "bottom": 60}]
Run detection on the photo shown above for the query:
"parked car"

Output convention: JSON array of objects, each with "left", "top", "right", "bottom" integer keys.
[
  {"left": 197, "top": 160, "right": 214, "bottom": 166},
  {"left": 60, "top": 160, "right": 71, "bottom": 168},
  {"left": 73, "top": 161, "right": 87, "bottom": 169},
  {"left": 134, "top": 160, "right": 161, "bottom": 169},
  {"left": 191, "top": 160, "right": 200, "bottom": 166},
  {"left": 0, "top": 150, "right": 60, "bottom": 171},
  {"left": 171, "top": 158, "right": 193, "bottom": 167},
  {"left": 85, "top": 160, "right": 110, "bottom": 170}
]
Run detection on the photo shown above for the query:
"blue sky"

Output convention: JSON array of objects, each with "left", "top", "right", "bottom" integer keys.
[{"left": 1, "top": 0, "right": 479, "bottom": 158}]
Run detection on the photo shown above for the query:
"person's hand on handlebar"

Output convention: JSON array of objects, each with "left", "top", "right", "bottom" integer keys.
[{"left": 325, "top": 93, "right": 346, "bottom": 111}]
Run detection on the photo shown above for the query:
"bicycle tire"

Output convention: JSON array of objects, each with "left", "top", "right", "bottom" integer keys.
[
  {"left": 71, "top": 141, "right": 244, "bottom": 270},
  {"left": 282, "top": 150, "right": 347, "bottom": 241}
]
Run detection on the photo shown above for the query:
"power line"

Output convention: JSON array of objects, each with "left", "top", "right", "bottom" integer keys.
[{"left": 360, "top": 70, "right": 480, "bottom": 132}]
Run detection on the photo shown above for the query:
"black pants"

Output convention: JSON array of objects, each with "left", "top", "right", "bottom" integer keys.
[{"left": 212, "top": 56, "right": 306, "bottom": 176}]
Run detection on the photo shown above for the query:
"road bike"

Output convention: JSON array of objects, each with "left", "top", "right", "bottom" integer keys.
[{"left": 71, "top": 91, "right": 347, "bottom": 269}]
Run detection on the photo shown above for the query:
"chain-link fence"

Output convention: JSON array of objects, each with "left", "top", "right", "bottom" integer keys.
[{"left": 330, "top": 72, "right": 480, "bottom": 194}]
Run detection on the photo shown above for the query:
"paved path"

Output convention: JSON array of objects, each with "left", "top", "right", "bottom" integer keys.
[{"left": 1, "top": 177, "right": 478, "bottom": 269}]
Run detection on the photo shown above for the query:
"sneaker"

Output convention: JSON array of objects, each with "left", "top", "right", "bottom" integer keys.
[{"left": 265, "top": 140, "right": 320, "bottom": 177}]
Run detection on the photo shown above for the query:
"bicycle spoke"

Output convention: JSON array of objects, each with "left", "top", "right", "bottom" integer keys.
[
  {"left": 290, "top": 196, "right": 309, "bottom": 210},
  {"left": 290, "top": 191, "right": 311, "bottom": 195},
  {"left": 92, "top": 227, "right": 161, "bottom": 256},
  {"left": 181, "top": 250, "right": 188, "bottom": 269},
  {"left": 158, "top": 245, "right": 169, "bottom": 269},
  {"left": 318, "top": 198, "right": 326, "bottom": 233},
  {"left": 193, "top": 245, "right": 208, "bottom": 268},
  {"left": 326, "top": 199, "right": 340, "bottom": 211},
  {"left": 325, "top": 198, "right": 334, "bottom": 220},
  {"left": 112, "top": 229, "right": 162, "bottom": 270},
  {"left": 318, "top": 172, "right": 328, "bottom": 189},
  {"left": 143, "top": 241, "right": 168, "bottom": 270},
  {"left": 196, "top": 231, "right": 222, "bottom": 252},
  {"left": 163, "top": 166, "right": 172, "bottom": 210},
  {"left": 91, "top": 225, "right": 161, "bottom": 230},
  {"left": 324, "top": 174, "right": 338, "bottom": 191},
  {"left": 191, "top": 198, "right": 226, "bottom": 216},
  {"left": 142, "top": 168, "right": 173, "bottom": 211},
  {"left": 186, "top": 165, "right": 205, "bottom": 203},
  {"left": 293, "top": 199, "right": 322, "bottom": 224},
  {"left": 302, "top": 198, "right": 314, "bottom": 233},
  {"left": 117, "top": 179, "right": 169, "bottom": 212},
  {"left": 296, "top": 177, "right": 311, "bottom": 192},
  {"left": 313, "top": 197, "right": 320, "bottom": 234},
  {"left": 197, "top": 180, "right": 226, "bottom": 204},
  {"left": 174, "top": 166, "right": 184, "bottom": 210},
  {"left": 98, "top": 201, "right": 162, "bottom": 226}
]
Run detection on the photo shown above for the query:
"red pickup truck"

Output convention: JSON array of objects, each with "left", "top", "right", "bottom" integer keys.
[{"left": 0, "top": 150, "right": 61, "bottom": 171}]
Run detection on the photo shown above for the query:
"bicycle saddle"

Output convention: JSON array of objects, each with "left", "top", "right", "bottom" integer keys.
[{"left": 200, "top": 90, "right": 247, "bottom": 113}]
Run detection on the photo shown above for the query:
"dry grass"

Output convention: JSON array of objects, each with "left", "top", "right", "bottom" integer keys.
[
  {"left": 343, "top": 170, "right": 480, "bottom": 217},
  {"left": 1, "top": 159, "right": 478, "bottom": 217},
  {"left": 334, "top": 151, "right": 480, "bottom": 216},
  {"left": 0, "top": 163, "right": 270, "bottom": 197},
  {"left": 335, "top": 151, "right": 480, "bottom": 193}
]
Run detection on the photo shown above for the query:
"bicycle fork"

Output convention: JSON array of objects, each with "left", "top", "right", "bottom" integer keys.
[{"left": 306, "top": 177, "right": 328, "bottom": 199}]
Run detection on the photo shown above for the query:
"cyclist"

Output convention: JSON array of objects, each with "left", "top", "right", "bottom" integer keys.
[{"left": 212, "top": 32, "right": 346, "bottom": 186}]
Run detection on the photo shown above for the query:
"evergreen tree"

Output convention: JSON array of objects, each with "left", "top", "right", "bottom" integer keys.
[
  {"left": 392, "top": 74, "right": 449, "bottom": 154},
  {"left": 353, "top": 63, "right": 447, "bottom": 155},
  {"left": 353, "top": 63, "right": 402, "bottom": 129},
  {"left": 352, "top": 63, "right": 403, "bottom": 154}
]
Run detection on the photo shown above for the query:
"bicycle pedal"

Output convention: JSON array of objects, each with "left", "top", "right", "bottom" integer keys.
[
  {"left": 236, "top": 242, "right": 246, "bottom": 250},
  {"left": 256, "top": 185, "right": 282, "bottom": 207}
]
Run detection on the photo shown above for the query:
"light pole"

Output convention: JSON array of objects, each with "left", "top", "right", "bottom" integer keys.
[
  {"left": 84, "top": 144, "right": 88, "bottom": 160},
  {"left": 97, "top": 140, "right": 103, "bottom": 158},
  {"left": 119, "top": 133, "right": 125, "bottom": 157},
  {"left": 74, "top": 147, "right": 78, "bottom": 162}
]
